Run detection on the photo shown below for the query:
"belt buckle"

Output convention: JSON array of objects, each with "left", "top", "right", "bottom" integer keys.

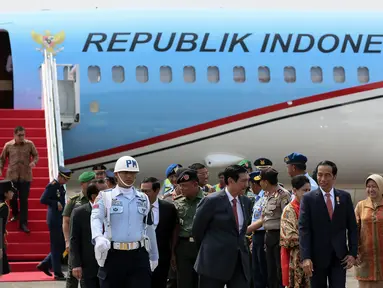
[
  {"left": 189, "top": 237, "right": 194, "bottom": 242},
  {"left": 121, "top": 243, "right": 128, "bottom": 250}
]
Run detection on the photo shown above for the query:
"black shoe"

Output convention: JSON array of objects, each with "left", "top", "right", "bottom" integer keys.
[
  {"left": 36, "top": 263, "right": 52, "bottom": 277},
  {"left": 20, "top": 224, "right": 30, "bottom": 233},
  {"left": 54, "top": 274, "right": 66, "bottom": 281}
]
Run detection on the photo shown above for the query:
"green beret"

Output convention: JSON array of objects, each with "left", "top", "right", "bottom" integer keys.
[
  {"left": 238, "top": 159, "right": 252, "bottom": 169},
  {"left": 78, "top": 171, "right": 96, "bottom": 183}
]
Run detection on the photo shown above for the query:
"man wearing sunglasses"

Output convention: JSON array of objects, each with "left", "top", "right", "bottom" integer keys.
[{"left": 0, "top": 126, "right": 39, "bottom": 233}]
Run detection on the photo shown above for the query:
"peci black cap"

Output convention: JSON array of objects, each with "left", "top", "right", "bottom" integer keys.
[{"left": 0, "top": 180, "right": 17, "bottom": 195}]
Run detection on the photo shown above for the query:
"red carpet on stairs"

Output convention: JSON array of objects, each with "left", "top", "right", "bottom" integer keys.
[
  {"left": 0, "top": 109, "right": 50, "bottom": 273},
  {"left": 0, "top": 272, "right": 54, "bottom": 282}
]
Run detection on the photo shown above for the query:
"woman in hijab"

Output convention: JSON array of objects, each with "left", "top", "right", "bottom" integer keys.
[
  {"left": 354, "top": 174, "right": 383, "bottom": 288},
  {"left": 280, "top": 175, "right": 311, "bottom": 288}
]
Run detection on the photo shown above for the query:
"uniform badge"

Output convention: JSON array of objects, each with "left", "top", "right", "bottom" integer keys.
[
  {"left": 260, "top": 160, "right": 265, "bottom": 165},
  {"left": 56, "top": 190, "right": 60, "bottom": 198},
  {"left": 183, "top": 174, "right": 189, "bottom": 181}
]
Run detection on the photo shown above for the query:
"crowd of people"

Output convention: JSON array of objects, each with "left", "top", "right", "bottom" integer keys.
[{"left": 0, "top": 126, "right": 382, "bottom": 288}]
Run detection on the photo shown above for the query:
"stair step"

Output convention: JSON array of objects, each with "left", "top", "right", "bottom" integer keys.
[
  {"left": 8, "top": 254, "right": 47, "bottom": 261},
  {"left": 0, "top": 128, "right": 46, "bottom": 138},
  {"left": 0, "top": 109, "right": 44, "bottom": 119},
  {"left": 0, "top": 147, "right": 47, "bottom": 158},
  {"left": 8, "top": 242, "right": 50, "bottom": 255},
  {"left": 7, "top": 220, "right": 47, "bottom": 232},
  {"left": 9, "top": 261, "right": 41, "bottom": 272},
  {"left": 31, "top": 177, "right": 50, "bottom": 188},
  {"left": 28, "top": 198, "right": 47, "bottom": 209},
  {"left": 0, "top": 118, "right": 45, "bottom": 128},
  {"left": 7, "top": 231, "right": 50, "bottom": 243},
  {"left": 0, "top": 137, "right": 47, "bottom": 147}
]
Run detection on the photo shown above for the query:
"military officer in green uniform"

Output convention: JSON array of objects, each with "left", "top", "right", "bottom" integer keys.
[
  {"left": 62, "top": 171, "right": 95, "bottom": 288},
  {"left": 173, "top": 169, "right": 206, "bottom": 288}
]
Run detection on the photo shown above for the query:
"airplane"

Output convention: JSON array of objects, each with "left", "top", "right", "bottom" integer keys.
[{"left": 1, "top": 9, "right": 383, "bottom": 188}]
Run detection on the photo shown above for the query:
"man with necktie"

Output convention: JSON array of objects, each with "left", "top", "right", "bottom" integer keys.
[
  {"left": 299, "top": 160, "right": 358, "bottom": 288},
  {"left": 192, "top": 165, "right": 252, "bottom": 288}
]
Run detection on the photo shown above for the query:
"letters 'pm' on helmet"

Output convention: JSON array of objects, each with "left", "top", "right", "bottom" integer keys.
[{"left": 114, "top": 156, "right": 140, "bottom": 173}]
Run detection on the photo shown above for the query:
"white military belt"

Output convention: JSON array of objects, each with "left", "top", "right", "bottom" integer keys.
[{"left": 112, "top": 240, "right": 145, "bottom": 251}]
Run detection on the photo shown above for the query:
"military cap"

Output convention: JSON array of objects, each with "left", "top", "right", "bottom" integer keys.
[
  {"left": 176, "top": 169, "right": 199, "bottom": 184},
  {"left": 92, "top": 164, "right": 107, "bottom": 171},
  {"left": 238, "top": 159, "right": 252, "bottom": 169},
  {"left": 166, "top": 164, "right": 182, "bottom": 178},
  {"left": 0, "top": 180, "right": 17, "bottom": 194},
  {"left": 284, "top": 153, "right": 308, "bottom": 165},
  {"left": 78, "top": 171, "right": 96, "bottom": 183},
  {"left": 254, "top": 158, "right": 273, "bottom": 168},
  {"left": 59, "top": 166, "right": 72, "bottom": 180},
  {"left": 249, "top": 170, "right": 261, "bottom": 183},
  {"left": 105, "top": 170, "right": 115, "bottom": 180}
]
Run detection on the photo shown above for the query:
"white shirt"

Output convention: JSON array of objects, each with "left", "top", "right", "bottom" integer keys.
[
  {"left": 320, "top": 187, "right": 335, "bottom": 210},
  {"left": 151, "top": 198, "right": 159, "bottom": 228},
  {"left": 225, "top": 188, "right": 244, "bottom": 231}
]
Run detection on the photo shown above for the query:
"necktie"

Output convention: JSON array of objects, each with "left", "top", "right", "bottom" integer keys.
[
  {"left": 325, "top": 193, "right": 333, "bottom": 220},
  {"left": 232, "top": 199, "right": 239, "bottom": 229}
]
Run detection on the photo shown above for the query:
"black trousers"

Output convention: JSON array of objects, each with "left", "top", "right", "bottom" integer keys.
[
  {"left": 41, "top": 225, "right": 65, "bottom": 275},
  {"left": 198, "top": 256, "right": 249, "bottom": 288},
  {"left": 11, "top": 180, "right": 30, "bottom": 226},
  {"left": 152, "top": 257, "right": 171, "bottom": 288},
  {"left": 265, "top": 230, "right": 283, "bottom": 288},
  {"left": 252, "top": 231, "right": 268, "bottom": 288},
  {"left": 311, "top": 253, "right": 347, "bottom": 288},
  {"left": 98, "top": 247, "right": 151, "bottom": 288},
  {"left": 83, "top": 277, "right": 101, "bottom": 288}
]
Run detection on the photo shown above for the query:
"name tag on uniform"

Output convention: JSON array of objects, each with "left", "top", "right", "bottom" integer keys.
[{"left": 111, "top": 200, "right": 123, "bottom": 214}]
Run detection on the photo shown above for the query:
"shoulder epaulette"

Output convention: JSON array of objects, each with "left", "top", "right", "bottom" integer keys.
[
  {"left": 102, "top": 188, "right": 113, "bottom": 193},
  {"left": 174, "top": 194, "right": 183, "bottom": 200},
  {"left": 50, "top": 180, "right": 57, "bottom": 185},
  {"left": 0, "top": 203, "right": 5, "bottom": 209},
  {"left": 70, "top": 195, "right": 79, "bottom": 200}
]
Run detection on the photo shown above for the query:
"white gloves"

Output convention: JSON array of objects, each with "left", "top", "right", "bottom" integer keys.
[
  {"left": 150, "top": 260, "right": 158, "bottom": 272},
  {"left": 94, "top": 236, "right": 111, "bottom": 267}
]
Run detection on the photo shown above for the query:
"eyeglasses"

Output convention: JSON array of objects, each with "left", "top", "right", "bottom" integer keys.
[{"left": 17, "top": 133, "right": 25, "bottom": 137}]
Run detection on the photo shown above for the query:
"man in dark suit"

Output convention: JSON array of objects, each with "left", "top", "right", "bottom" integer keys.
[
  {"left": 192, "top": 165, "right": 252, "bottom": 288},
  {"left": 299, "top": 160, "right": 358, "bottom": 288},
  {"left": 69, "top": 183, "right": 101, "bottom": 288},
  {"left": 141, "top": 177, "right": 178, "bottom": 288}
]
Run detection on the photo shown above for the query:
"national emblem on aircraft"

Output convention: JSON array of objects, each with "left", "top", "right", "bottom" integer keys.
[{"left": 31, "top": 30, "right": 65, "bottom": 55}]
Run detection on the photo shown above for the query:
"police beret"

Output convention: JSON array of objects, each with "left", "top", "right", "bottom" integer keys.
[
  {"left": 59, "top": 166, "right": 72, "bottom": 180},
  {"left": 254, "top": 158, "right": 273, "bottom": 168},
  {"left": 105, "top": 170, "right": 115, "bottom": 179},
  {"left": 238, "top": 159, "right": 252, "bottom": 169},
  {"left": 78, "top": 171, "right": 96, "bottom": 183},
  {"left": 92, "top": 164, "right": 107, "bottom": 171},
  {"left": 249, "top": 170, "right": 261, "bottom": 182},
  {"left": 0, "top": 180, "right": 17, "bottom": 195},
  {"left": 166, "top": 164, "right": 182, "bottom": 178},
  {"left": 176, "top": 169, "right": 198, "bottom": 184},
  {"left": 284, "top": 153, "right": 308, "bottom": 165}
]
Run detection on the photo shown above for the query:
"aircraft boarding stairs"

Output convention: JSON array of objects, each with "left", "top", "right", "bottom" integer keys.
[{"left": 0, "top": 50, "right": 80, "bottom": 272}]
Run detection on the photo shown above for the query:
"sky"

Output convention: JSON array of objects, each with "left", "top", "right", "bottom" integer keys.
[{"left": 1, "top": 1, "right": 382, "bottom": 12}]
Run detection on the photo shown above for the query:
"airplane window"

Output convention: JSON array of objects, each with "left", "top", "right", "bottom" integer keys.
[
  {"left": 112, "top": 66, "right": 125, "bottom": 83},
  {"left": 207, "top": 66, "right": 220, "bottom": 83},
  {"left": 358, "top": 67, "right": 369, "bottom": 83},
  {"left": 88, "top": 66, "right": 101, "bottom": 83},
  {"left": 136, "top": 66, "right": 149, "bottom": 83},
  {"left": 334, "top": 67, "right": 345, "bottom": 83},
  {"left": 160, "top": 66, "right": 172, "bottom": 83},
  {"left": 184, "top": 66, "right": 196, "bottom": 83},
  {"left": 284, "top": 66, "right": 296, "bottom": 83},
  {"left": 258, "top": 66, "right": 270, "bottom": 83},
  {"left": 311, "top": 67, "right": 323, "bottom": 83},
  {"left": 233, "top": 66, "right": 245, "bottom": 83}
]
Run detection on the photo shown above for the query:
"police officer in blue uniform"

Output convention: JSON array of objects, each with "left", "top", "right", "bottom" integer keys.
[
  {"left": 91, "top": 156, "right": 159, "bottom": 288},
  {"left": 248, "top": 170, "right": 268, "bottom": 288},
  {"left": 37, "top": 166, "right": 72, "bottom": 280}
]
